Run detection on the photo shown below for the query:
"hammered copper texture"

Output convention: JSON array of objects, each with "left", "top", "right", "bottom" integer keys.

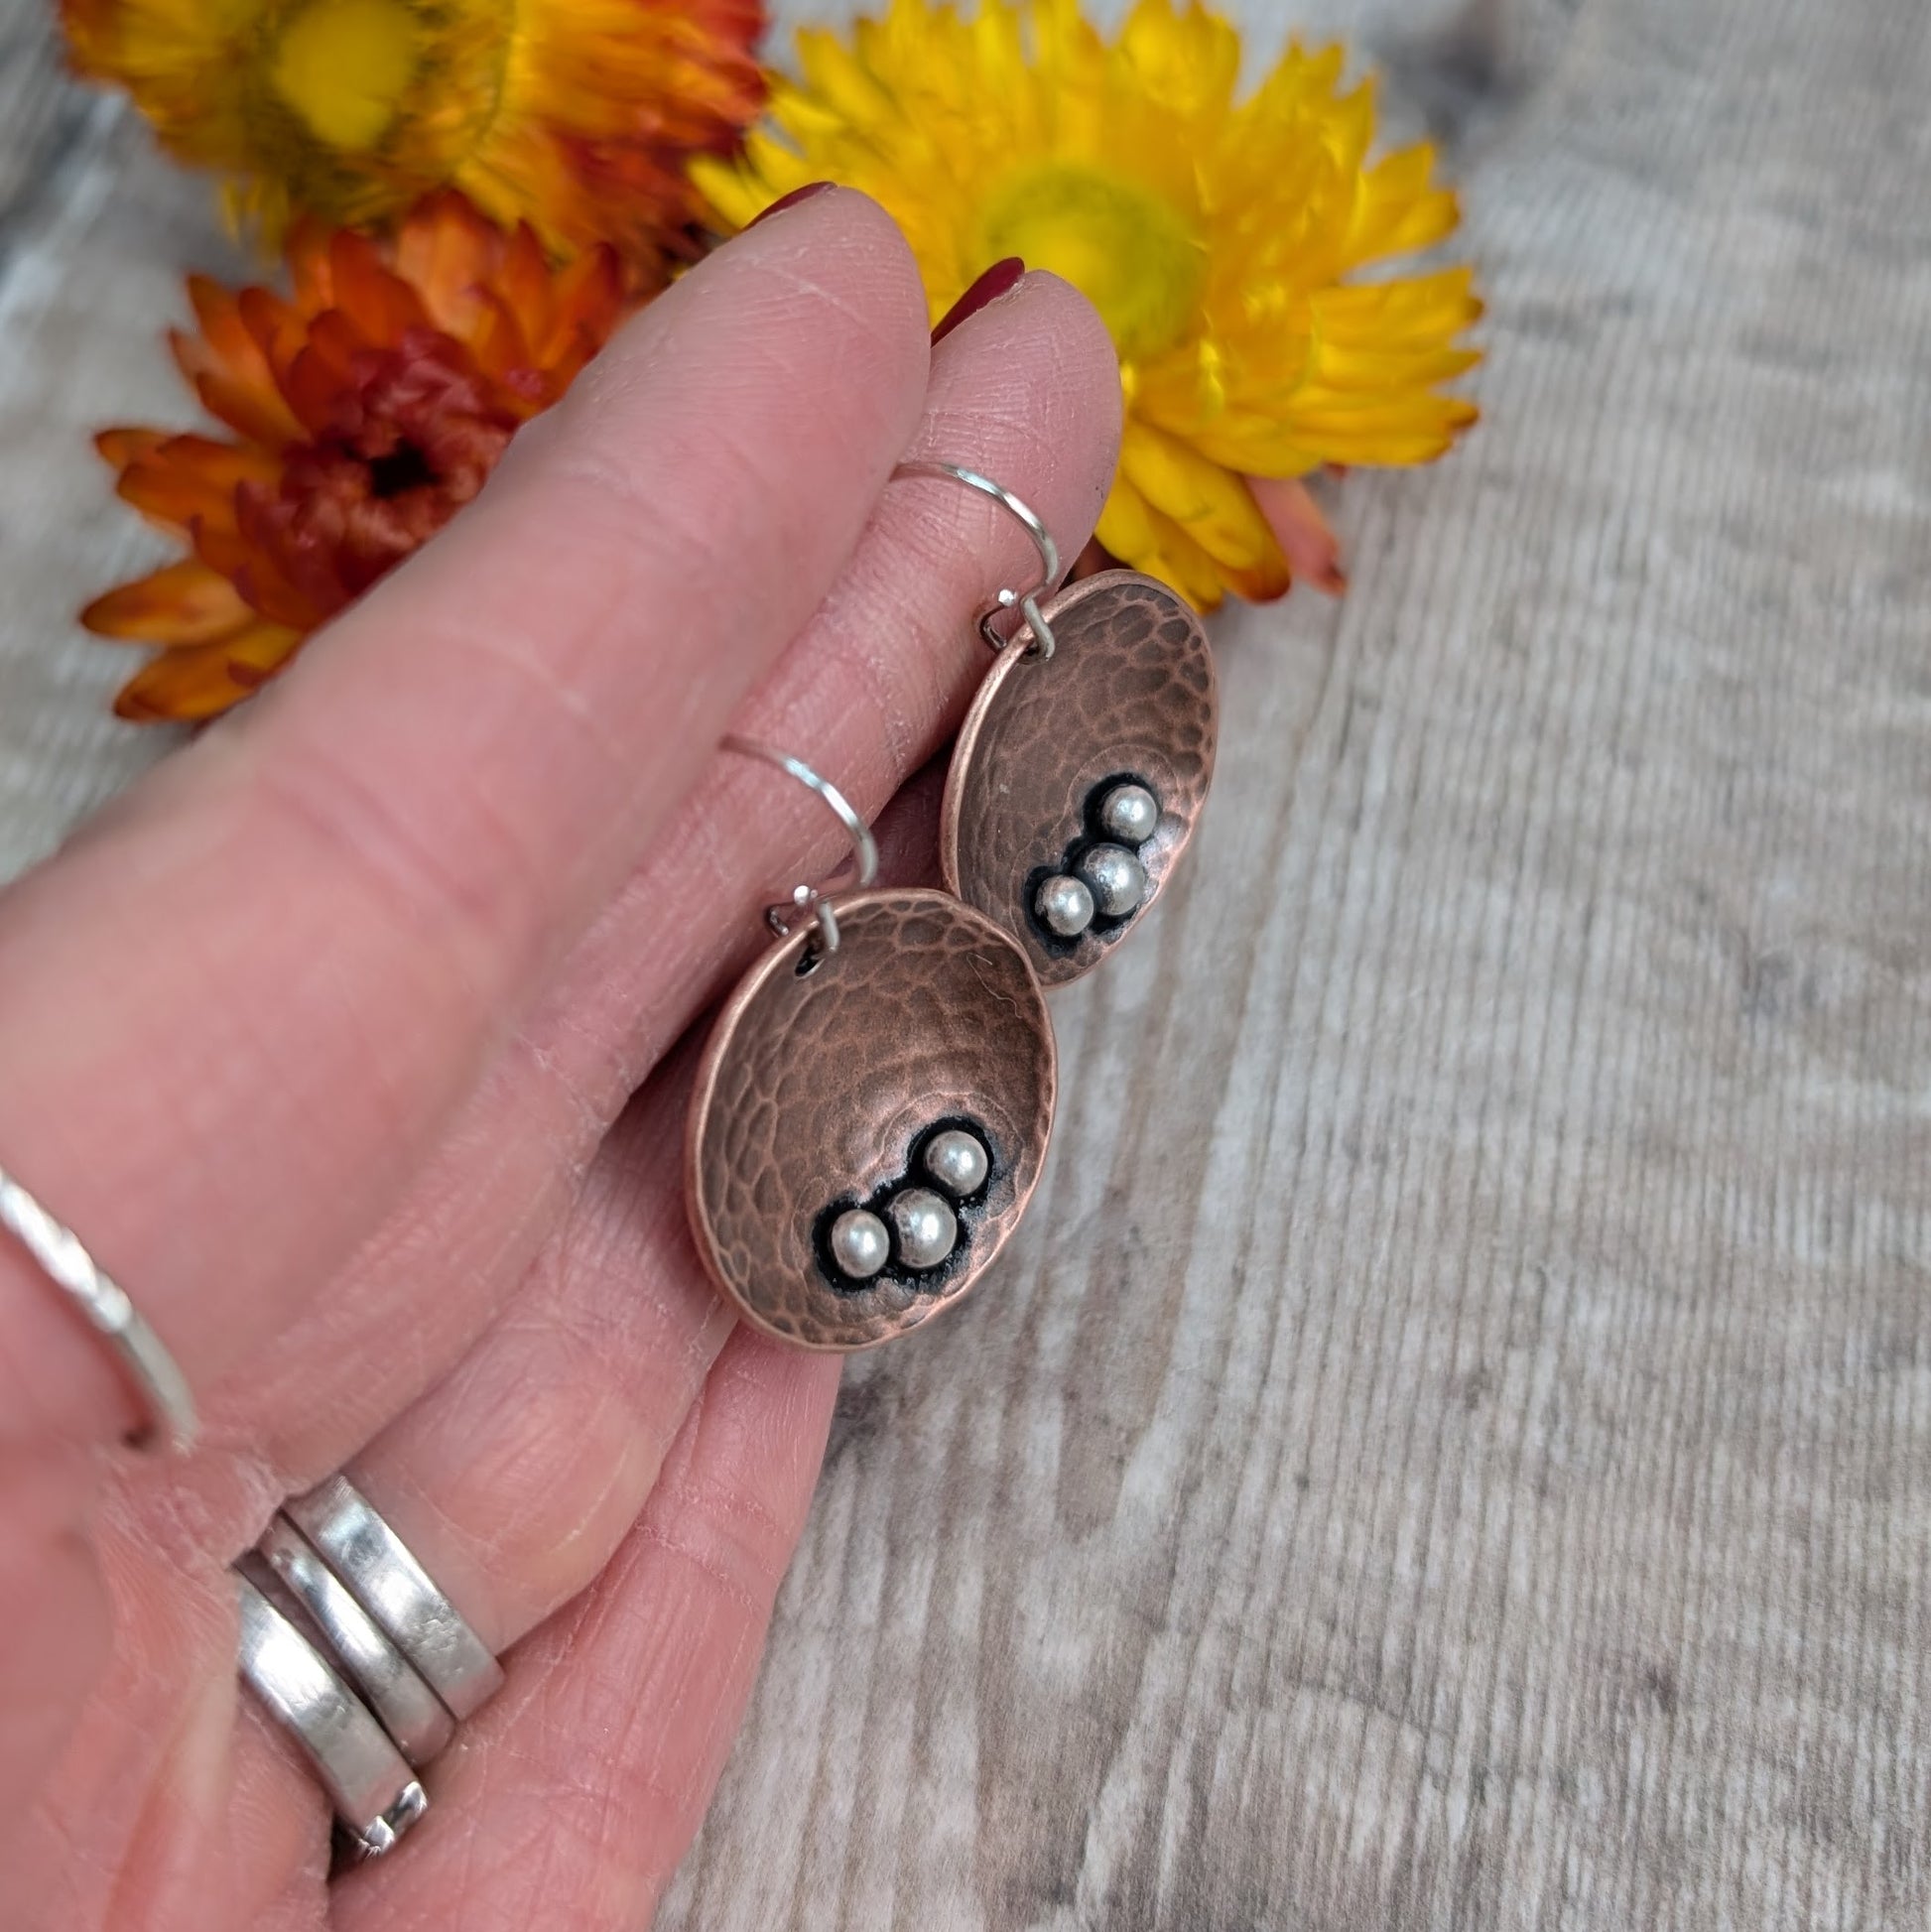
[
  {"left": 942, "top": 571, "right": 1218, "bottom": 987},
  {"left": 686, "top": 889, "right": 1056, "bottom": 1351}
]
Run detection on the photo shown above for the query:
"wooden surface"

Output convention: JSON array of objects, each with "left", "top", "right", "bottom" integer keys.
[{"left": 4, "top": 0, "right": 1930, "bottom": 1924}]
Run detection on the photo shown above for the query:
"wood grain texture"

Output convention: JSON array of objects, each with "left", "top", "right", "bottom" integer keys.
[
  {"left": 2, "top": 0, "right": 1929, "bottom": 1924},
  {"left": 0, "top": 10, "right": 251, "bottom": 865}
]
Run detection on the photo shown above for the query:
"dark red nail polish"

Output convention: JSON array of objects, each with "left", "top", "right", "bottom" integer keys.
[
  {"left": 747, "top": 182, "right": 836, "bottom": 228},
  {"left": 932, "top": 257, "right": 1026, "bottom": 344}
]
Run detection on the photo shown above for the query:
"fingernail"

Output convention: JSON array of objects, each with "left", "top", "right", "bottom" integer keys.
[
  {"left": 747, "top": 182, "right": 836, "bottom": 228},
  {"left": 932, "top": 257, "right": 1026, "bottom": 344}
]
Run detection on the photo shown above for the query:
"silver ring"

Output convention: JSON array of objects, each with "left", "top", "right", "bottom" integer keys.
[
  {"left": 722, "top": 735, "right": 879, "bottom": 955},
  {"left": 283, "top": 1476, "right": 504, "bottom": 1722},
  {"left": 0, "top": 1161, "right": 196, "bottom": 1454},
  {"left": 235, "top": 1574, "right": 429, "bottom": 1861},
  {"left": 893, "top": 459, "right": 1062, "bottom": 659},
  {"left": 253, "top": 1516, "right": 456, "bottom": 1766}
]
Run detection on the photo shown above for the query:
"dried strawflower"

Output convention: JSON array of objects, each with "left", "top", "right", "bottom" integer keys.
[
  {"left": 61, "top": 0, "right": 764, "bottom": 274},
  {"left": 696, "top": 0, "right": 1481, "bottom": 607},
  {"left": 84, "top": 192, "right": 620, "bottom": 722}
]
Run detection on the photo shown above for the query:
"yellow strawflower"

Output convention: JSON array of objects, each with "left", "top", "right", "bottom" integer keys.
[
  {"left": 62, "top": 0, "right": 767, "bottom": 277},
  {"left": 696, "top": 0, "right": 1482, "bottom": 606}
]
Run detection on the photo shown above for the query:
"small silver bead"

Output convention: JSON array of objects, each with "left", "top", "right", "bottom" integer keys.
[
  {"left": 887, "top": 1188, "right": 958, "bottom": 1270},
  {"left": 923, "top": 1127, "right": 989, "bottom": 1197},
  {"left": 1036, "top": 873, "right": 1094, "bottom": 938},
  {"left": 829, "top": 1208, "right": 890, "bottom": 1280},
  {"left": 1079, "top": 843, "right": 1149, "bottom": 919},
  {"left": 1097, "top": 781, "right": 1159, "bottom": 844}
]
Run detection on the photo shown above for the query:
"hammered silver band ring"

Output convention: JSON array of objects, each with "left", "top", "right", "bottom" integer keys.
[
  {"left": 0, "top": 1161, "right": 197, "bottom": 1453},
  {"left": 285, "top": 1477, "right": 505, "bottom": 1722},
  {"left": 236, "top": 1575, "right": 430, "bottom": 1860},
  {"left": 236, "top": 1477, "right": 502, "bottom": 1861}
]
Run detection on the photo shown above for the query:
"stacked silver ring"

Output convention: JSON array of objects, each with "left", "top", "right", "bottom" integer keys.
[{"left": 236, "top": 1476, "right": 503, "bottom": 1861}]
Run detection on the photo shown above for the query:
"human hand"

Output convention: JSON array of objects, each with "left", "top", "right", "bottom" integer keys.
[{"left": 0, "top": 190, "right": 1118, "bottom": 1929}]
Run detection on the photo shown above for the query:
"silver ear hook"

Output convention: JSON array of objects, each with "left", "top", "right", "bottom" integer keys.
[
  {"left": 893, "top": 460, "right": 1061, "bottom": 659},
  {"left": 722, "top": 735, "right": 878, "bottom": 955}
]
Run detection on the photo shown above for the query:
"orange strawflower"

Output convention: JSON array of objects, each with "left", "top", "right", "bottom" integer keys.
[
  {"left": 60, "top": 0, "right": 763, "bottom": 276},
  {"left": 84, "top": 192, "right": 621, "bottom": 722}
]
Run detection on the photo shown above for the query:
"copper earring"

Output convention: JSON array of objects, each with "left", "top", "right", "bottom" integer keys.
[
  {"left": 896, "top": 463, "right": 1219, "bottom": 989},
  {"left": 685, "top": 737, "right": 1056, "bottom": 1351},
  {"left": 686, "top": 465, "right": 1213, "bottom": 1352}
]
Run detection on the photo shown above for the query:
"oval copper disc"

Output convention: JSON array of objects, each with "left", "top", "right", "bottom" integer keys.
[
  {"left": 941, "top": 570, "right": 1218, "bottom": 987},
  {"left": 685, "top": 888, "right": 1056, "bottom": 1351}
]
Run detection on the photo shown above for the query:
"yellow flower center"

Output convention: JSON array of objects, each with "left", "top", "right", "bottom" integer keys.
[
  {"left": 271, "top": 0, "right": 422, "bottom": 152},
  {"left": 979, "top": 162, "right": 1205, "bottom": 363}
]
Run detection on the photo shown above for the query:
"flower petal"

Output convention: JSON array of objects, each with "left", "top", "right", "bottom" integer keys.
[
  {"left": 395, "top": 189, "right": 502, "bottom": 327},
  {"left": 496, "top": 223, "right": 555, "bottom": 349},
  {"left": 176, "top": 333, "right": 307, "bottom": 450},
  {"left": 1096, "top": 474, "right": 1233, "bottom": 608},
  {"left": 328, "top": 228, "right": 431, "bottom": 342},
  {"left": 81, "top": 559, "right": 257, "bottom": 644},
  {"left": 532, "top": 243, "right": 623, "bottom": 366},
  {"left": 184, "top": 274, "right": 283, "bottom": 397},
  {"left": 1246, "top": 474, "right": 1345, "bottom": 594},
  {"left": 287, "top": 216, "right": 336, "bottom": 314},
  {"left": 1347, "top": 145, "right": 1460, "bottom": 264},
  {"left": 95, "top": 427, "right": 169, "bottom": 472},
  {"left": 112, "top": 621, "right": 304, "bottom": 723},
  {"left": 195, "top": 500, "right": 334, "bottom": 632},
  {"left": 113, "top": 435, "right": 277, "bottom": 537},
  {"left": 1119, "top": 420, "right": 1290, "bottom": 587},
  {"left": 463, "top": 286, "right": 535, "bottom": 384}
]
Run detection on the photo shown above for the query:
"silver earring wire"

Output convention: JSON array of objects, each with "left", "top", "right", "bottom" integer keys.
[
  {"left": 893, "top": 460, "right": 1062, "bottom": 659},
  {"left": 722, "top": 736, "right": 879, "bottom": 955}
]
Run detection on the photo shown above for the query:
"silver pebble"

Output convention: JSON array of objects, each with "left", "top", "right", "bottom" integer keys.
[
  {"left": 923, "top": 1127, "right": 990, "bottom": 1197},
  {"left": 887, "top": 1188, "right": 958, "bottom": 1270},
  {"left": 1079, "top": 843, "right": 1149, "bottom": 919},
  {"left": 829, "top": 1208, "right": 890, "bottom": 1280},
  {"left": 1036, "top": 873, "right": 1094, "bottom": 938},
  {"left": 1098, "top": 781, "right": 1159, "bottom": 844}
]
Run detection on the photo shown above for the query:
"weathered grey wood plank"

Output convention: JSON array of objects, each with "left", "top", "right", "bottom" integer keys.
[
  {"left": 2, "top": 0, "right": 1928, "bottom": 1924},
  {"left": 659, "top": 0, "right": 1931, "bottom": 1924},
  {"left": 0, "top": 4, "right": 248, "bottom": 874}
]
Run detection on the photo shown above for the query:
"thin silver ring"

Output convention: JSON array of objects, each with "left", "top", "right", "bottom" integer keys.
[
  {"left": 722, "top": 735, "right": 879, "bottom": 954},
  {"left": 283, "top": 1477, "right": 504, "bottom": 1723},
  {"left": 235, "top": 1574, "right": 429, "bottom": 1861},
  {"left": 893, "top": 459, "right": 1062, "bottom": 659},
  {"left": 0, "top": 1161, "right": 196, "bottom": 1454},
  {"left": 253, "top": 1515, "right": 456, "bottom": 1766}
]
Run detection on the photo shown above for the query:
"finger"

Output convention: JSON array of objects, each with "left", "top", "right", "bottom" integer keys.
[
  {"left": 212, "top": 269, "right": 1118, "bottom": 1475},
  {"left": 0, "top": 188, "right": 931, "bottom": 1454},
  {"left": 0, "top": 1450, "right": 109, "bottom": 1833},
  {"left": 336, "top": 1325, "right": 841, "bottom": 1932},
  {"left": 220, "top": 807, "right": 932, "bottom": 1926},
  {"left": 198, "top": 768, "right": 946, "bottom": 1927}
]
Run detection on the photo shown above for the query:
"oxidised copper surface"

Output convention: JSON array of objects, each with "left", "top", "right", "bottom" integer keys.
[
  {"left": 941, "top": 570, "right": 1218, "bottom": 988},
  {"left": 685, "top": 888, "right": 1056, "bottom": 1351}
]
